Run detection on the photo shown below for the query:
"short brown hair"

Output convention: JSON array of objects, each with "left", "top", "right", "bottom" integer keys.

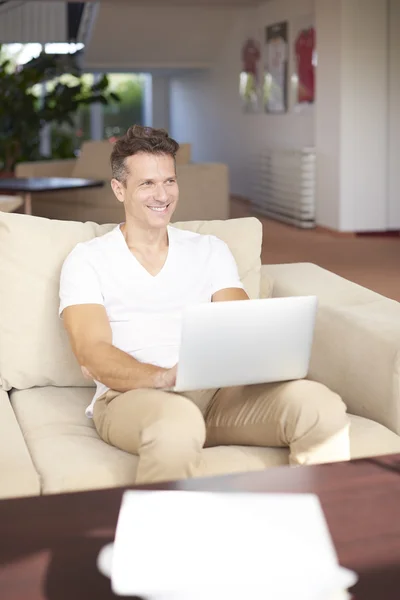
[{"left": 110, "top": 125, "right": 180, "bottom": 184}]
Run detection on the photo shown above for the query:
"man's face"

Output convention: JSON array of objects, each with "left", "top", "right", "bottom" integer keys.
[{"left": 111, "top": 152, "right": 179, "bottom": 228}]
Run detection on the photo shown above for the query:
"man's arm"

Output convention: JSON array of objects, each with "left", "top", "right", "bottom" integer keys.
[
  {"left": 63, "top": 304, "right": 176, "bottom": 392},
  {"left": 212, "top": 288, "right": 249, "bottom": 302}
]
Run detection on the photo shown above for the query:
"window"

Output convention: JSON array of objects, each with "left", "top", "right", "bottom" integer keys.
[
  {"left": 77, "top": 73, "right": 147, "bottom": 144},
  {"left": 103, "top": 73, "right": 146, "bottom": 139},
  {"left": 1, "top": 43, "right": 149, "bottom": 160}
]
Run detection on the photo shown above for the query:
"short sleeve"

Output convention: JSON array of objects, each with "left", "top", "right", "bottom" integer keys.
[
  {"left": 59, "top": 245, "right": 104, "bottom": 316},
  {"left": 209, "top": 236, "right": 244, "bottom": 297}
]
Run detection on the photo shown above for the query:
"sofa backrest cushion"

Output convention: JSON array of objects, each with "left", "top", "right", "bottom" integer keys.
[
  {"left": 0, "top": 213, "right": 262, "bottom": 390},
  {"left": 175, "top": 143, "right": 191, "bottom": 165},
  {"left": 72, "top": 140, "right": 113, "bottom": 180},
  {"left": 72, "top": 141, "right": 191, "bottom": 182}
]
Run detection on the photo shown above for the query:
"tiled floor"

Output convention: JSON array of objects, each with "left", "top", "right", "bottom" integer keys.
[{"left": 231, "top": 199, "right": 400, "bottom": 302}]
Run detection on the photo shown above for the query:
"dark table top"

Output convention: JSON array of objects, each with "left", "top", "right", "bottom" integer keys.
[
  {"left": 0, "top": 177, "right": 104, "bottom": 193},
  {"left": 1, "top": 454, "right": 400, "bottom": 600}
]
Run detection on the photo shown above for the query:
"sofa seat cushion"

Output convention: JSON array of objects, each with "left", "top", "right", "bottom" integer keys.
[
  {"left": 10, "top": 387, "right": 400, "bottom": 496},
  {"left": 0, "top": 389, "right": 40, "bottom": 498},
  {"left": 10, "top": 387, "right": 286, "bottom": 494},
  {"left": 11, "top": 387, "right": 139, "bottom": 495},
  {"left": 0, "top": 212, "right": 262, "bottom": 390}
]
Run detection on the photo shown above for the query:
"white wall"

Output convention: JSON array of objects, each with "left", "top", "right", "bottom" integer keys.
[
  {"left": 316, "top": 0, "right": 389, "bottom": 232},
  {"left": 171, "top": 0, "right": 315, "bottom": 198},
  {"left": 388, "top": 0, "right": 400, "bottom": 229},
  {"left": 341, "top": 0, "right": 388, "bottom": 232},
  {"left": 314, "top": 0, "right": 342, "bottom": 230},
  {"left": 171, "top": 0, "right": 393, "bottom": 232}
]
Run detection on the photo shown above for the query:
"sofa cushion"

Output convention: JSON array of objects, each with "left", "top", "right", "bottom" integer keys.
[
  {"left": 72, "top": 140, "right": 113, "bottom": 180},
  {"left": 0, "top": 389, "right": 40, "bottom": 498},
  {"left": 10, "top": 386, "right": 285, "bottom": 495},
  {"left": 176, "top": 143, "right": 192, "bottom": 165},
  {"left": 71, "top": 141, "right": 192, "bottom": 181},
  {"left": 0, "top": 212, "right": 262, "bottom": 390},
  {"left": 9, "top": 386, "right": 400, "bottom": 497},
  {"left": 309, "top": 301, "right": 400, "bottom": 435},
  {"left": 263, "top": 263, "right": 384, "bottom": 307},
  {"left": 10, "top": 387, "right": 139, "bottom": 495},
  {"left": 174, "top": 164, "right": 229, "bottom": 222},
  {"left": 349, "top": 414, "right": 400, "bottom": 459}
]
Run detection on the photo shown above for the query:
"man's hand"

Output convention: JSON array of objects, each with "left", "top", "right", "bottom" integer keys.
[
  {"left": 82, "top": 362, "right": 178, "bottom": 389},
  {"left": 156, "top": 364, "right": 178, "bottom": 389}
]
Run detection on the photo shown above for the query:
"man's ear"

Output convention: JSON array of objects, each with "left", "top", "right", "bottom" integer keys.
[{"left": 111, "top": 178, "right": 125, "bottom": 204}]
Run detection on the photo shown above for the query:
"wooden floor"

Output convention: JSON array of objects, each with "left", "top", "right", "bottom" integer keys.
[{"left": 231, "top": 199, "right": 400, "bottom": 302}]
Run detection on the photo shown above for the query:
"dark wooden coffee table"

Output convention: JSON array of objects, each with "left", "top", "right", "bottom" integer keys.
[
  {"left": 0, "top": 177, "right": 104, "bottom": 215},
  {"left": 1, "top": 455, "right": 400, "bottom": 600}
]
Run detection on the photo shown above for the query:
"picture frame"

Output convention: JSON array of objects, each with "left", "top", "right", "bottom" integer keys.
[{"left": 264, "top": 21, "right": 288, "bottom": 114}]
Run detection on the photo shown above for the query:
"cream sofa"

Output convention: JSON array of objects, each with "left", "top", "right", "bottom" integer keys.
[
  {"left": 15, "top": 140, "right": 229, "bottom": 223},
  {"left": 1, "top": 212, "right": 400, "bottom": 500}
]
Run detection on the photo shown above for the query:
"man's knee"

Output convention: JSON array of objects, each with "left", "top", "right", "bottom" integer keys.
[
  {"left": 281, "top": 380, "right": 348, "bottom": 435},
  {"left": 142, "top": 394, "right": 206, "bottom": 450},
  {"left": 283, "top": 380, "right": 350, "bottom": 465},
  {"left": 96, "top": 389, "right": 206, "bottom": 455}
]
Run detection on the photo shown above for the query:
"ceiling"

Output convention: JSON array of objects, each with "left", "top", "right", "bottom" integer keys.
[
  {"left": 84, "top": 1, "right": 243, "bottom": 70},
  {"left": 67, "top": 0, "right": 261, "bottom": 5},
  {"left": 114, "top": 0, "right": 260, "bottom": 3}
]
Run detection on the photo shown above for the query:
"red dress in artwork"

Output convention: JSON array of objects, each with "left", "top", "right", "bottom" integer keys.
[{"left": 295, "top": 27, "right": 316, "bottom": 103}]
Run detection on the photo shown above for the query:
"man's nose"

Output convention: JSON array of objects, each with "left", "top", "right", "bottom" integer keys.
[{"left": 153, "top": 183, "right": 168, "bottom": 201}]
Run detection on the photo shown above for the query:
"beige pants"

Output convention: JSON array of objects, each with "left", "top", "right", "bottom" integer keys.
[{"left": 93, "top": 380, "right": 350, "bottom": 484}]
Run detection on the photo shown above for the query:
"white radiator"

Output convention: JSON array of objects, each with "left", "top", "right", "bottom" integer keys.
[{"left": 251, "top": 147, "right": 316, "bottom": 229}]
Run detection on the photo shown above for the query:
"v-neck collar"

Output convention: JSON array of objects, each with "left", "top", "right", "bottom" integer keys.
[{"left": 116, "top": 224, "right": 174, "bottom": 280}]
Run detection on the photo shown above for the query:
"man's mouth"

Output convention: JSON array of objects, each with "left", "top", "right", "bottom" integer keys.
[{"left": 147, "top": 203, "right": 170, "bottom": 213}]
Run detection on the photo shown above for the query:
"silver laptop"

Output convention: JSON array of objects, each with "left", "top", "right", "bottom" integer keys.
[{"left": 173, "top": 296, "right": 318, "bottom": 392}]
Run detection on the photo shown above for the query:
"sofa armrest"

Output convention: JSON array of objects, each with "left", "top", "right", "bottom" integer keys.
[
  {"left": 262, "top": 263, "right": 400, "bottom": 435},
  {"left": 15, "top": 158, "right": 76, "bottom": 178},
  {"left": 260, "top": 266, "right": 274, "bottom": 298},
  {"left": 0, "top": 389, "right": 40, "bottom": 498},
  {"left": 262, "top": 263, "right": 383, "bottom": 306}
]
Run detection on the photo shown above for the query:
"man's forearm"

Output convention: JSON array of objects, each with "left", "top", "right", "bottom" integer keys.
[{"left": 80, "top": 341, "right": 169, "bottom": 392}]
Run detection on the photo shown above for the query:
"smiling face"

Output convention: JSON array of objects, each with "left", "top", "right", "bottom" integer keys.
[{"left": 111, "top": 152, "right": 179, "bottom": 229}]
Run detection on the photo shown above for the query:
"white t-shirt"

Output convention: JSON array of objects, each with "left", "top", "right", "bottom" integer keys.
[{"left": 59, "top": 225, "right": 244, "bottom": 417}]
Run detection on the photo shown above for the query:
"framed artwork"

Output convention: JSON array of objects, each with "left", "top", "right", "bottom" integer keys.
[
  {"left": 240, "top": 37, "right": 262, "bottom": 113},
  {"left": 293, "top": 16, "right": 316, "bottom": 109},
  {"left": 264, "top": 21, "right": 288, "bottom": 114}
]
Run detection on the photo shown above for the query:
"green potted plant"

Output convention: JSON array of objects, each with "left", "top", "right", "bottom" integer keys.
[{"left": 0, "top": 46, "right": 119, "bottom": 175}]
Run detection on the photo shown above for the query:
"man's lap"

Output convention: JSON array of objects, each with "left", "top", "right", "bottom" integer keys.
[
  {"left": 92, "top": 380, "right": 345, "bottom": 451},
  {"left": 93, "top": 387, "right": 208, "bottom": 454}
]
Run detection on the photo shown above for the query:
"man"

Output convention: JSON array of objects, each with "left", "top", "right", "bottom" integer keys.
[{"left": 60, "top": 125, "right": 350, "bottom": 484}]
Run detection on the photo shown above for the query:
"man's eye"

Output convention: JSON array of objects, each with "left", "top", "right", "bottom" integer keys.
[
  {"left": 143, "top": 181, "right": 152, "bottom": 186},
  {"left": 167, "top": 179, "right": 176, "bottom": 184}
]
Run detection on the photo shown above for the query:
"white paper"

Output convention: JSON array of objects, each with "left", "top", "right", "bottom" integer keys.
[{"left": 109, "top": 491, "right": 357, "bottom": 599}]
